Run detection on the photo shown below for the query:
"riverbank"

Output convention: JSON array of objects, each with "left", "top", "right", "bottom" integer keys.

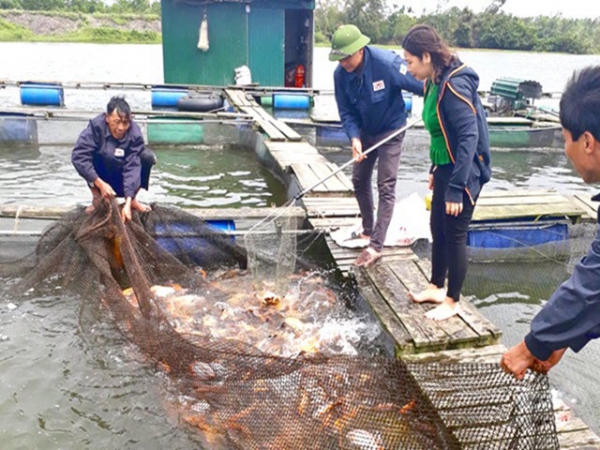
[{"left": 0, "top": 10, "right": 161, "bottom": 43}]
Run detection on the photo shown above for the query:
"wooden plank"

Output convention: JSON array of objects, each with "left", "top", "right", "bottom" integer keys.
[
  {"left": 558, "top": 428, "right": 600, "bottom": 449},
  {"left": 403, "top": 345, "right": 506, "bottom": 364},
  {"left": 476, "top": 194, "right": 570, "bottom": 207},
  {"left": 354, "top": 268, "right": 413, "bottom": 353},
  {"left": 479, "top": 189, "right": 558, "bottom": 199},
  {"left": 364, "top": 263, "right": 446, "bottom": 349},
  {"left": 570, "top": 194, "right": 598, "bottom": 222},
  {"left": 307, "top": 217, "right": 361, "bottom": 230},
  {"left": 252, "top": 106, "right": 302, "bottom": 141},
  {"left": 240, "top": 106, "right": 286, "bottom": 141},
  {"left": 265, "top": 141, "right": 319, "bottom": 153},
  {"left": 472, "top": 203, "right": 584, "bottom": 222},
  {"left": 415, "top": 258, "right": 502, "bottom": 341},
  {"left": 309, "top": 162, "right": 352, "bottom": 194},
  {"left": 388, "top": 260, "right": 480, "bottom": 346},
  {"left": 291, "top": 164, "right": 329, "bottom": 193}
]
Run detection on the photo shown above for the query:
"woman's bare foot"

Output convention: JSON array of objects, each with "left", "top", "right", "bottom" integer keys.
[
  {"left": 131, "top": 198, "right": 151, "bottom": 212},
  {"left": 409, "top": 284, "right": 446, "bottom": 304},
  {"left": 425, "top": 298, "right": 460, "bottom": 321}
]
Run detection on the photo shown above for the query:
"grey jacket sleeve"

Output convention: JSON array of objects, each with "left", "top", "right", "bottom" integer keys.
[{"left": 525, "top": 227, "right": 600, "bottom": 360}]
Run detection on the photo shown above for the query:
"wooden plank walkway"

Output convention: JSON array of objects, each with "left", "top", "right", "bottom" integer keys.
[
  {"left": 354, "top": 257, "right": 500, "bottom": 355},
  {"left": 290, "top": 162, "right": 353, "bottom": 196},
  {"left": 404, "top": 346, "right": 600, "bottom": 450},
  {"left": 473, "top": 189, "right": 586, "bottom": 223}
]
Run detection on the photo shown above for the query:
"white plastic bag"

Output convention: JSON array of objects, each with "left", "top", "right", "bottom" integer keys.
[
  {"left": 197, "top": 14, "right": 209, "bottom": 52},
  {"left": 330, "top": 193, "right": 431, "bottom": 248}
]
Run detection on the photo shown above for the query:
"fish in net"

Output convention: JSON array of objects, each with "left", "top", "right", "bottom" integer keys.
[{"left": 0, "top": 198, "right": 559, "bottom": 449}]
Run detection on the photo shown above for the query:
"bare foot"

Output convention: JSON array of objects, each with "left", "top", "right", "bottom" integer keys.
[
  {"left": 131, "top": 198, "right": 151, "bottom": 212},
  {"left": 409, "top": 284, "right": 446, "bottom": 304},
  {"left": 425, "top": 298, "right": 460, "bottom": 321}
]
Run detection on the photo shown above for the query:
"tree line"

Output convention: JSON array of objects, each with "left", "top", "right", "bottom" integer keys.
[
  {"left": 316, "top": 0, "right": 600, "bottom": 54},
  {"left": 0, "top": 0, "right": 159, "bottom": 15}
]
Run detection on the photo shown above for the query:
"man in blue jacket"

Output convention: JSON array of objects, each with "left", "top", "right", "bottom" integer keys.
[
  {"left": 331, "top": 24, "right": 424, "bottom": 267},
  {"left": 501, "top": 66, "right": 600, "bottom": 379},
  {"left": 72, "top": 96, "right": 156, "bottom": 222}
]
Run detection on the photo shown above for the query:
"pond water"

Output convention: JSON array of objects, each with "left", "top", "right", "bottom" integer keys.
[{"left": 1, "top": 42, "right": 600, "bottom": 446}]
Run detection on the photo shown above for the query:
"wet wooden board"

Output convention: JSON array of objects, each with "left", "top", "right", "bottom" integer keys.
[
  {"left": 474, "top": 189, "right": 585, "bottom": 222},
  {"left": 302, "top": 197, "right": 360, "bottom": 218},
  {"left": 354, "top": 268, "right": 413, "bottom": 354},
  {"left": 324, "top": 236, "right": 415, "bottom": 276},
  {"left": 569, "top": 193, "right": 598, "bottom": 222},
  {"left": 357, "top": 258, "right": 499, "bottom": 353},
  {"left": 290, "top": 162, "right": 353, "bottom": 196},
  {"left": 307, "top": 216, "right": 360, "bottom": 231},
  {"left": 265, "top": 141, "right": 329, "bottom": 171},
  {"left": 251, "top": 106, "right": 302, "bottom": 141},
  {"left": 415, "top": 258, "right": 502, "bottom": 340},
  {"left": 224, "top": 89, "right": 258, "bottom": 107},
  {"left": 240, "top": 106, "right": 286, "bottom": 141}
]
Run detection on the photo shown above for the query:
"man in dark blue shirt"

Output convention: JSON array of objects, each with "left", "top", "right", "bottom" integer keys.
[
  {"left": 501, "top": 66, "right": 600, "bottom": 379},
  {"left": 72, "top": 96, "right": 156, "bottom": 222},
  {"left": 331, "top": 24, "right": 424, "bottom": 267}
]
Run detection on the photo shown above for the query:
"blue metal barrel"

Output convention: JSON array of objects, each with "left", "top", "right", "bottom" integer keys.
[
  {"left": 20, "top": 82, "right": 64, "bottom": 107},
  {"left": 273, "top": 93, "right": 311, "bottom": 110},
  {"left": 151, "top": 87, "right": 189, "bottom": 108}
]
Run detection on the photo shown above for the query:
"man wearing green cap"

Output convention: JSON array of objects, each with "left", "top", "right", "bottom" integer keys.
[{"left": 330, "top": 24, "right": 424, "bottom": 267}]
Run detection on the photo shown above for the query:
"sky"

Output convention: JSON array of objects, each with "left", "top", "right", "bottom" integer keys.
[{"left": 391, "top": 0, "right": 600, "bottom": 19}]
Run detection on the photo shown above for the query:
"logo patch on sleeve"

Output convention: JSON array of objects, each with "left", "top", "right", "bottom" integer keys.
[
  {"left": 373, "top": 80, "right": 385, "bottom": 91},
  {"left": 399, "top": 64, "right": 408, "bottom": 75}
]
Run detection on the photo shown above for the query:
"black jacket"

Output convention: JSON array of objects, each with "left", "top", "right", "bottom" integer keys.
[{"left": 434, "top": 60, "right": 491, "bottom": 204}]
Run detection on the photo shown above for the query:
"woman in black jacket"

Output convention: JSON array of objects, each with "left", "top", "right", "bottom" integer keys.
[{"left": 402, "top": 25, "right": 491, "bottom": 321}]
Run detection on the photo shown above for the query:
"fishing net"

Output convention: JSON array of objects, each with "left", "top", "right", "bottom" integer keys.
[{"left": 0, "top": 199, "right": 560, "bottom": 449}]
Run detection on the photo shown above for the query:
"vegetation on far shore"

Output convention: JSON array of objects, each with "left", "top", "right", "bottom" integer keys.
[{"left": 1, "top": 0, "right": 600, "bottom": 53}]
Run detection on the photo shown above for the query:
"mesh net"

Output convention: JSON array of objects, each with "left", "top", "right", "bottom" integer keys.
[
  {"left": 244, "top": 209, "right": 299, "bottom": 296},
  {"left": 0, "top": 199, "right": 561, "bottom": 449}
]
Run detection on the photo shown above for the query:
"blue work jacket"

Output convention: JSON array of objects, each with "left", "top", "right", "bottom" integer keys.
[
  {"left": 434, "top": 60, "right": 491, "bottom": 204},
  {"left": 525, "top": 198, "right": 600, "bottom": 360},
  {"left": 333, "top": 46, "right": 424, "bottom": 140},
  {"left": 72, "top": 113, "right": 145, "bottom": 198}
]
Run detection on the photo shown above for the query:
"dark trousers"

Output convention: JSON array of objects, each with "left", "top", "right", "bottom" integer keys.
[
  {"left": 140, "top": 148, "right": 157, "bottom": 191},
  {"left": 92, "top": 148, "right": 156, "bottom": 197},
  {"left": 430, "top": 164, "right": 477, "bottom": 302},
  {"left": 352, "top": 130, "right": 405, "bottom": 252}
]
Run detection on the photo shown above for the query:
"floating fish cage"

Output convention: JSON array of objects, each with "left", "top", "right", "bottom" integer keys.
[
  {"left": 146, "top": 116, "right": 206, "bottom": 145},
  {"left": 468, "top": 218, "right": 570, "bottom": 261}
]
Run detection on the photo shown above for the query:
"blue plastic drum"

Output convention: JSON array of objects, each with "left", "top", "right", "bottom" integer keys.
[
  {"left": 273, "top": 93, "right": 311, "bottom": 110},
  {"left": 316, "top": 126, "right": 350, "bottom": 147},
  {"left": 151, "top": 87, "right": 189, "bottom": 108},
  {"left": 20, "top": 83, "right": 64, "bottom": 107}
]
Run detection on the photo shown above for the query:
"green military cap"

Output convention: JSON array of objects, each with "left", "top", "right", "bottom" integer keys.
[{"left": 329, "top": 24, "right": 371, "bottom": 61}]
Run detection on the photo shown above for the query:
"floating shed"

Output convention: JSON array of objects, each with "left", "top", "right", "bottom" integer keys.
[{"left": 161, "top": 0, "right": 314, "bottom": 87}]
